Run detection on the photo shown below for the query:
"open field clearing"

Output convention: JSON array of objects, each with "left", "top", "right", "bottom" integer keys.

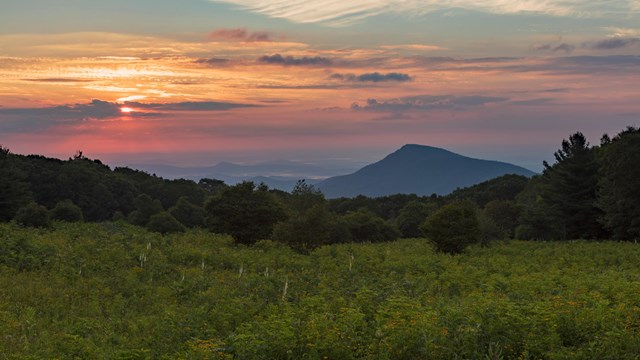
[{"left": 1, "top": 222, "right": 640, "bottom": 359}]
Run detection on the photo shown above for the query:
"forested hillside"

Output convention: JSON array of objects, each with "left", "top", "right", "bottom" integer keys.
[{"left": 2, "top": 126, "right": 640, "bottom": 251}]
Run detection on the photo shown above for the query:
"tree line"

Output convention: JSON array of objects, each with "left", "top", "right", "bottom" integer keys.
[{"left": 1, "top": 126, "right": 638, "bottom": 253}]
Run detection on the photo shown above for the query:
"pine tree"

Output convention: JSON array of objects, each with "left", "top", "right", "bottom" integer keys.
[
  {"left": 541, "top": 132, "right": 606, "bottom": 239},
  {"left": 597, "top": 127, "right": 640, "bottom": 240}
]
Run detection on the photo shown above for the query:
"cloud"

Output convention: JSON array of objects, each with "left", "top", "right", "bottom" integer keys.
[
  {"left": 532, "top": 43, "right": 575, "bottom": 53},
  {"left": 22, "top": 78, "right": 95, "bottom": 83},
  {"left": 209, "top": 28, "right": 273, "bottom": 42},
  {"left": 509, "top": 98, "right": 556, "bottom": 106},
  {"left": 590, "top": 37, "right": 640, "bottom": 50},
  {"left": 194, "top": 57, "right": 231, "bottom": 66},
  {"left": 410, "top": 55, "right": 640, "bottom": 76},
  {"left": 330, "top": 72, "right": 412, "bottom": 82},
  {"left": 0, "top": 99, "right": 122, "bottom": 120},
  {"left": 380, "top": 44, "right": 446, "bottom": 51},
  {"left": 604, "top": 27, "right": 640, "bottom": 37},
  {"left": 258, "top": 54, "right": 333, "bottom": 66},
  {"left": 129, "top": 101, "right": 259, "bottom": 111},
  {"left": 210, "top": 0, "right": 636, "bottom": 26},
  {"left": 0, "top": 99, "right": 260, "bottom": 132},
  {"left": 541, "top": 88, "right": 571, "bottom": 93},
  {"left": 350, "top": 95, "right": 508, "bottom": 113}
]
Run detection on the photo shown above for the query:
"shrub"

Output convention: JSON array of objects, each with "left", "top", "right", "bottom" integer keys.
[
  {"left": 396, "top": 201, "right": 438, "bottom": 238},
  {"left": 343, "top": 209, "right": 400, "bottom": 243},
  {"left": 14, "top": 202, "right": 51, "bottom": 228},
  {"left": 205, "top": 181, "right": 287, "bottom": 244},
  {"left": 146, "top": 212, "right": 186, "bottom": 234},
  {"left": 421, "top": 200, "right": 480, "bottom": 254},
  {"left": 169, "top": 196, "right": 205, "bottom": 228},
  {"left": 272, "top": 204, "right": 351, "bottom": 253},
  {"left": 128, "top": 194, "right": 163, "bottom": 226},
  {"left": 51, "top": 199, "right": 84, "bottom": 222}
]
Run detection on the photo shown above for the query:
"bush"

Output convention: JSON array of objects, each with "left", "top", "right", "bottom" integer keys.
[
  {"left": 343, "top": 209, "right": 400, "bottom": 243},
  {"left": 421, "top": 200, "right": 480, "bottom": 254},
  {"left": 14, "top": 202, "right": 51, "bottom": 228},
  {"left": 146, "top": 212, "right": 186, "bottom": 234},
  {"left": 205, "top": 181, "right": 287, "bottom": 244},
  {"left": 396, "top": 201, "right": 438, "bottom": 238},
  {"left": 128, "top": 194, "right": 163, "bottom": 226},
  {"left": 51, "top": 199, "right": 84, "bottom": 222},
  {"left": 272, "top": 204, "right": 351, "bottom": 253},
  {"left": 482, "top": 200, "right": 520, "bottom": 238},
  {"left": 169, "top": 196, "right": 205, "bottom": 228}
]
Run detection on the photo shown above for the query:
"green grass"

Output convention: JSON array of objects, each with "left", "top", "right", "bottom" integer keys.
[{"left": 1, "top": 222, "right": 640, "bottom": 359}]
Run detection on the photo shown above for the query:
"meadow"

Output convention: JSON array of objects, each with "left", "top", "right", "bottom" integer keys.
[{"left": 1, "top": 222, "right": 640, "bottom": 359}]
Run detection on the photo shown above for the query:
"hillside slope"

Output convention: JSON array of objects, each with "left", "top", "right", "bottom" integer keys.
[{"left": 318, "top": 144, "right": 535, "bottom": 198}]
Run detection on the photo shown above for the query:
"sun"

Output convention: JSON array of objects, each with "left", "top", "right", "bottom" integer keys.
[{"left": 120, "top": 107, "right": 134, "bottom": 113}]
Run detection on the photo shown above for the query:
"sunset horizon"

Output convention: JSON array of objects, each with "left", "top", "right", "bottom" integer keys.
[{"left": 2, "top": 0, "right": 640, "bottom": 171}]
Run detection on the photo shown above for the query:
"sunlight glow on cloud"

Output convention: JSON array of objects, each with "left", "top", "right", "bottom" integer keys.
[{"left": 211, "top": 0, "right": 638, "bottom": 25}]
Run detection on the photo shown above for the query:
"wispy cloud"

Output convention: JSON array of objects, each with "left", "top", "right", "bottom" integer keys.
[
  {"left": 380, "top": 44, "right": 446, "bottom": 51},
  {"left": 22, "top": 78, "right": 95, "bottom": 83},
  {"left": 194, "top": 57, "right": 231, "bottom": 66},
  {"left": 0, "top": 99, "right": 260, "bottom": 132},
  {"left": 351, "top": 95, "right": 508, "bottom": 113},
  {"left": 211, "top": 0, "right": 637, "bottom": 26},
  {"left": 532, "top": 43, "right": 575, "bottom": 53},
  {"left": 603, "top": 27, "right": 640, "bottom": 37},
  {"left": 209, "top": 28, "right": 275, "bottom": 42},
  {"left": 258, "top": 54, "right": 333, "bottom": 66},
  {"left": 590, "top": 37, "right": 640, "bottom": 49},
  {"left": 330, "top": 72, "right": 412, "bottom": 82}
]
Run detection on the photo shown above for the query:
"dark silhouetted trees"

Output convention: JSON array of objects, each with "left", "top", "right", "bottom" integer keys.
[
  {"left": 539, "top": 132, "right": 605, "bottom": 239},
  {"left": 0, "top": 147, "right": 31, "bottom": 221},
  {"left": 343, "top": 209, "right": 400, "bottom": 243},
  {"left": 272, "top": 181, "right": 350, "bottom": 252},
  {"left": 596, "top": 127, "right": 640, "bottom": 240},
  {"left": 169, "top": 196, "right": 206, "bottom": 228},
  {"left": 396, "top": 201, "right": 438, "bottom": 238},
  {"left": 205, "top": 182, "right": 287, "bottom": 244}
]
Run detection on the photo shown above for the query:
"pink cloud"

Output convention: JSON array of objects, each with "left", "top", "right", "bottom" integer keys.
[{"left": 209, "top": 28, "right": 274, "bottom": 42}]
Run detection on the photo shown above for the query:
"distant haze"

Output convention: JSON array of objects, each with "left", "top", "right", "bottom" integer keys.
[{"left": 126, "top": 144, "right": 536, "bottom": 195}]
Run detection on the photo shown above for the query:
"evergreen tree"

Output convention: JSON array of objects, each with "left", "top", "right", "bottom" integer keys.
[
  {"left": 0, "top": 147, "right": 31, "bottom": 221},
  {"left": 597, "top": 127, "right": 640, "bottom": 240},
  {"left": 541, "top": 132, "right": 606, "bottom": 239}
]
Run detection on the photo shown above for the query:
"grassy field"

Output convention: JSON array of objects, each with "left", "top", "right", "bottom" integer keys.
[{"left": 1, "top": 222, "right": 640, "bottom": 359}]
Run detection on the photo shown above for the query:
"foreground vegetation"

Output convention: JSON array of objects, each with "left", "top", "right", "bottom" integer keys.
[{"left": 2, "top": 222, "right": 640, "bottom": 359}]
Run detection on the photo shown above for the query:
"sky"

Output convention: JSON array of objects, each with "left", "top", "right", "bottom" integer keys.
[{"left": 1, "top": 0, "right": 639, "bottom": 172}]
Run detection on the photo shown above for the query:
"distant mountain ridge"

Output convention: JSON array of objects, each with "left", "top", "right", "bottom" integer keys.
[
  {"left": 317, "top": 144, "right": 535, "bottom": 198},
  {"left": 127, "top": 161, "right": 355, "bottom": 192}
]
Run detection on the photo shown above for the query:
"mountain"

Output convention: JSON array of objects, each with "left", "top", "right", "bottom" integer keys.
[
  {"left": 317, "top": 144, "right": 536, "bottom": 198},
  {"left": 127, "top": 161, "right": 354, "bottom": 192}
]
